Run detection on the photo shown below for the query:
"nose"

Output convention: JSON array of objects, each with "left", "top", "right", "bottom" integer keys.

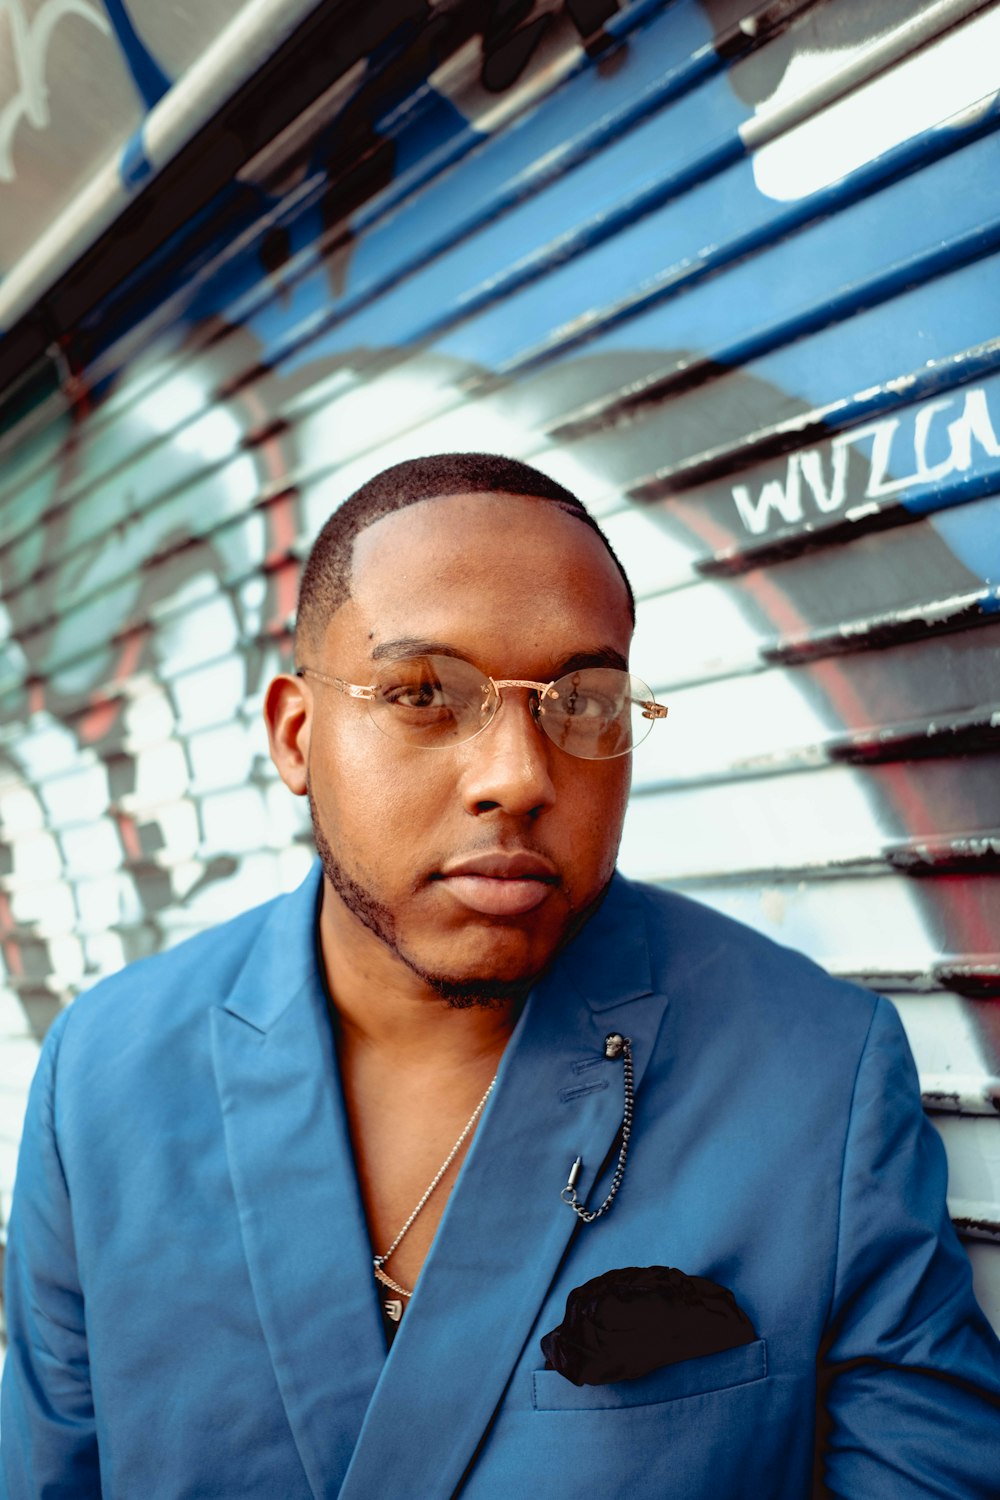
[{"left": 460, "top": 691, "right": 557, "bottom": 819}]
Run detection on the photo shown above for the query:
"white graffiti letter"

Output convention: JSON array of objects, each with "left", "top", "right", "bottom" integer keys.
[
  {"left": 914, "top": 397, "right": 957, "bottom": 484},
  {"left": 945, "top": 386, "right": 1000, "bottom": 473},
  {"left": 732, "top": 455, "right": 803, "bottom": 535},
  {"left": 800, "top": 443, "right": 849, "bottom": 514},
  {"left": 0, "top": 0, "right": 111, "bottom": 183},
  {"left": 862, "top": 416, "right": 906, "bottom": 498}
]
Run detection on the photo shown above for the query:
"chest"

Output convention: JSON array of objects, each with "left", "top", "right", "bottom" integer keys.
[{"left": 341, "top": 1057, "right": 499, "bottom": 1316}]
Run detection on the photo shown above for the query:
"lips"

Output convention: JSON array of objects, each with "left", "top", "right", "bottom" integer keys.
[{"left": 435, "top": 851, "right": 559, "bottom": 917}]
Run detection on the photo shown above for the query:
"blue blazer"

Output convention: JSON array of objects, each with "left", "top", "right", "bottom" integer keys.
[{"left": 4, "top": 865, "right": 1000, "bottom": 1497}]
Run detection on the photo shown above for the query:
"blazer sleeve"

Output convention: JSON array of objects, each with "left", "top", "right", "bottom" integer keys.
[
  {"left": 1, "top": 1008, "right": 102, "bottom": 1499},
  {"left": 816, "top": 995, "right": 1000, "bottom": 1498}
]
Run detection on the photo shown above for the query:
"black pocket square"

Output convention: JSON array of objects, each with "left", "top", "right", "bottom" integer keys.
[{"left": 540, "top": 1265, "right": 757, "bottom": 1386}]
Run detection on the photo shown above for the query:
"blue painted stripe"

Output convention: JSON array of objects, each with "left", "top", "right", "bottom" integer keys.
[
  {"left": 246, "top": 69, "right": 1000, "bottom": 384},
  {"left": 736, "top": 256, "right": 1000, "bottom": 439},
  {"left": 243, "top": 66, "right": 748, "bottom": 371},
  {"left": 760, "top": 376, "right": 1000, "bottom": 525},
  {"left": 102, "top": 0, "right": 171, "bottom": 108},
  {"left": 279, "top": 18, "right": 997, "bottom": 373},
  {"left": 183, "top": 2, "right": 692, "bottom": 340},
  {"left": 68, "top": 0, "right": 750, "bottom": 380},
  {"left": 345, "top": 0, "right": 687, "bottom": 238},
  {"left": 902, "top": 459, "right": 1000, "bottom": 522},
  {"left": 119, "top": 127, "right": 154, "bottom": 190},
  {"left": 671, "top": 375, "right": 1000, "bottom": 565},
  {"left": 215, "top": 0, "right": 735, "bottom": 366},
  {"left": 605, "top": 0, "right": 684, "bottom": 36},
  {"left": 98, "top": 119, "right": 1000, "bottom": 547},
  {"left": 542, "top": 252, "right": 1000, "bottom": 502},
  {"left": 434, "top": 113, "right": 1000, "bottom": 377},
  {"left": 336, "top": 2, "right": 726, "bottom": 305}
]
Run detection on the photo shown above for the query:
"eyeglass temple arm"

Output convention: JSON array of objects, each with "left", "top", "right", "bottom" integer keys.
[{"left": 296, "top": 667, "right": 377, "bottom": 701}]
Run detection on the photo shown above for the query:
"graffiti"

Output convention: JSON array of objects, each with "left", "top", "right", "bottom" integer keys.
[
  {"left": 0, "top": 0, "right": 111, "bottom": 182},
  {"left": 476, "top": 0, "right": 618, "bottom": 91},
  {"left": 732, "top": 386, "right": 1000, "bottom": 535},
  {"left": 1, "top": 0, "right": 999, "bottom": 1334},
  {"left": 0, "top": 0, "right": 635, "bottom": 1013},
  {"left": 742, "top": 2, "right": 1000, "bottom": 204}
]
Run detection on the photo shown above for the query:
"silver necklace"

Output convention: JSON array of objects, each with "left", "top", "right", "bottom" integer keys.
[{"left": 373, "top": 1073, "right": 496, "bottom": 1321}]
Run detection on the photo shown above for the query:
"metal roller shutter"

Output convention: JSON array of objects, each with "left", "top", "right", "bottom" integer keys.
[{"left": 1, "top": 0, "right": 998, "bottom": 1334}]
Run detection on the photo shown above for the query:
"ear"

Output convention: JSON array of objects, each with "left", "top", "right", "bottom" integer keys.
[{"left": 264, "top": 673, "right": 311, "bottom": 796}]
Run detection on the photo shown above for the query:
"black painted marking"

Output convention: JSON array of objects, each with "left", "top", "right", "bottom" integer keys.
[
  {"left": 884, "top": 835, "right": 1000, "bottom": 876},
  {"left": 697, "top": 501, "right": 915, "bottom": 576},
  {"left": 764, "top": 590, "right": 1000, "bottom": 665},
  {"left": 933, "top": 961, "right": 1000, "bottom": 999},
  {"left": 827, "top": 707, "right": 1000, "bottom": 765}
]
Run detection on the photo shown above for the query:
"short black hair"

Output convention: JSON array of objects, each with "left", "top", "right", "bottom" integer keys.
[{"left": 295, "top": 451, "right": 635, "bottom": 656}]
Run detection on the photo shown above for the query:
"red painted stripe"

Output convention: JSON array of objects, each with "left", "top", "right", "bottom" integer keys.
[
  {"left": 666, "top": 501, "right": 997, "bottom": 957},
  {"left": 78, "top": 631, "right": 146, "bottom": 744}
]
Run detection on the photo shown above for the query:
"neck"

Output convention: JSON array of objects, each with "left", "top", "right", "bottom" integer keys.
[{"left": 317, "top": 881, "right": 521, "bottom": 1070}]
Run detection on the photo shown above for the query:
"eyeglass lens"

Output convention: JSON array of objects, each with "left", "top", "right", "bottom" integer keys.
[{"left": 367, "top": 655, "right": 657, "bottom": 760}]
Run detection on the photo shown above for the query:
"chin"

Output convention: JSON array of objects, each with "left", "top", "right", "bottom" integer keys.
[
  {"left": 425, "top": 974, "right": 536, "bottom": 1010},
  {"left": 430, "top": 878, "right": 612, "bottom": 988},
  {"left": 403, "top": 917, "right": 578, "bottom": 1008}
]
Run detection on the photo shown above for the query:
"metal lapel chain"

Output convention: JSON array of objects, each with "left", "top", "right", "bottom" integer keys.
[{"left": 560, "top": 1033, "right": 634, "bottom": 1224}]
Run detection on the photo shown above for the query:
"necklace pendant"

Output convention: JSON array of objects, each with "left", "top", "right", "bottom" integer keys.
[{"left": 384, "top": 1298, "right": 403, "bottom": 1323}]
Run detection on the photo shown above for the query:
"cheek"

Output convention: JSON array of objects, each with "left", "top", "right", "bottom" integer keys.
[
  {"left": 315, "top": 730, "right": 445, "bottom": 836},
  {"left": 561, "top": 765, "right": 631, "bottom": 865},
  {"left": 601, "top": 777, "right": 631, "bottom": 862}
]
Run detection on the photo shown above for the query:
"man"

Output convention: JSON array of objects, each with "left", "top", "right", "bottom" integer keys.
[{"left": 3, "top": 452, "right": 999, "bottom": 1498}]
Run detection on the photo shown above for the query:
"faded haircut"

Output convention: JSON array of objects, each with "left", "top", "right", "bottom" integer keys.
[{"left": 294, "top": 451, "right": 635, "bottom": 656}]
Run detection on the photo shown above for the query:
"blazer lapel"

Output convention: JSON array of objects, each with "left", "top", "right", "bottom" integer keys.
[
  {"left": 338, "top": 874, "right": 669, "bottom": 1500},
  {"left": 210, "top": 866, "right": 386, "bottom": 1499}
]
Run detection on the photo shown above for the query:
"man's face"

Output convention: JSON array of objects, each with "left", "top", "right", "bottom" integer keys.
[{"left": 289, "top": 491, "right": 634, "bottom": 998}]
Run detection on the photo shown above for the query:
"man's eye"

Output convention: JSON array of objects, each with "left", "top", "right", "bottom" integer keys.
[
  {"left": 384, "top": 682, "right": 448, "bottom": 710},
  {"left": 563, "top": 690, "right": 619, "bottom": 720}
]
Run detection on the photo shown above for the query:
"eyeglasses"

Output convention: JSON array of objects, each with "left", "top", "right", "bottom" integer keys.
[{"left": 296, "top": 655, "right": 667, "bottom": 761}]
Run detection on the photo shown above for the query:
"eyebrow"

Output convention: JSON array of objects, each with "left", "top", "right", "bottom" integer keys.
[
  {"left": 371, "top": 638, "right": 467, "bottom": 662},
  {"left": 369, "top": 638, "right": 628, "bottom": 675}
]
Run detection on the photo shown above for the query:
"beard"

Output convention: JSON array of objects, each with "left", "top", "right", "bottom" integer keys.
[{"left": 308, "top": 791, "right": 548, "bottom": 1009}]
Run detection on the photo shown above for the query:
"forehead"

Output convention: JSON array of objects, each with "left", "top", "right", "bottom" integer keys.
[{"left": 330, "top": 490, "right": 632, "bottom": 668}]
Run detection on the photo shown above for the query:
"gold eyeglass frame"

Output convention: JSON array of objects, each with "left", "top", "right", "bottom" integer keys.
[{"left": 296, "top": 661, "right": 667, "bottom": 758}]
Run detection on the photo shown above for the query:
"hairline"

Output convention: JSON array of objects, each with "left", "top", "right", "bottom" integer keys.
[
  {"left": 298, "top": 488, "right": 633, "bottom": 658},
  {"left": 294, "top": 453, "right": 636, "bottom": 660}
]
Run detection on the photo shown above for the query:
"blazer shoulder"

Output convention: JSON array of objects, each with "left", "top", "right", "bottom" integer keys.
[
  {"left": 54, "top": 883, "right": 302, "bottom": 1056},
  {"left": 622, "top": 875, "right": 880, "bottom": 1035}
]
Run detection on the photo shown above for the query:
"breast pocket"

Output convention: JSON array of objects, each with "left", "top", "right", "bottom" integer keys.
[{"left": 531, "top": 1338, "right": 767, "bottom": 1411}]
